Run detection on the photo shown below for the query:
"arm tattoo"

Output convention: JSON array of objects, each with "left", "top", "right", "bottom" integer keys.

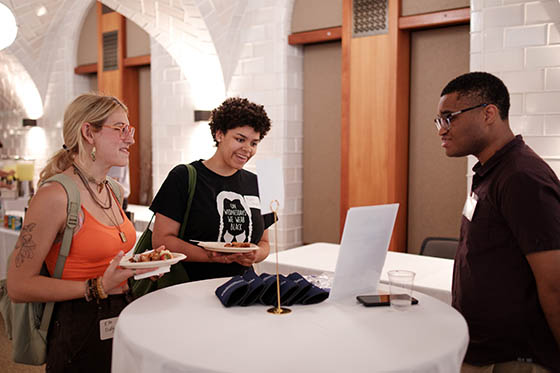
[{"left": 15, "top": 223, "right": 37, "bottom": 268}]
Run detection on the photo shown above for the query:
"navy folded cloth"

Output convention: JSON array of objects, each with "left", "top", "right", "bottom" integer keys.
[
  {"left": 215, "top": 275, "right": 250, "bottom": 307},
  {"left": 216, "top": 272, "right": 330, "bottom": 307},
  {"left": 270, "top": 275, "right": 300, "bottom": 307},
  {"left": 238, "top": 269, "right": 266, "bottom": 306},
  {"left": 283, "top": 272, "right": 313, "bottom": 306},
  {"left": 299, "top": 284, "right": 329, "bottom": 305},
  {"left": 258, "top": 273, "right": 278, "bottom": 305}
]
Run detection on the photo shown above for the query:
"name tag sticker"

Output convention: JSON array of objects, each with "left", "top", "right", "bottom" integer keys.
[
  {"left": 245, "top": 195, "right": 261, "bottom": 210},
  {"left": 100, "top": 317, "right": 118, "bottom": 340},
  {"left": 462, "top": 192, "right": 478, "bottom": 221}
]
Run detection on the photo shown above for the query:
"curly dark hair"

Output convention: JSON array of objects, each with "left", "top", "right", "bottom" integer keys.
[
  {"left": 208, "top": 97, "right": 271, "bottom": 146},
  {"left": 441, "top": 72, "right": 510, "bottom": 120}
]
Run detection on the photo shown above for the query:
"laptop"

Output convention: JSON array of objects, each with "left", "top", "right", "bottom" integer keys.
[{"left": 329, "top": 203, "right": 399, "bottom": 302}]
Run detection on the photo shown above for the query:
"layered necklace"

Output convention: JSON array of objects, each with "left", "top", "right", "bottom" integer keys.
[{"left": 72, "top": 163, "right": 127, "bottom": 243}]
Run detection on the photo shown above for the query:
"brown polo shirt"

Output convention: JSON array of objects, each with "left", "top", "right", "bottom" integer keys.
[{"left": 453, "top": 135, "right": 560, "bottom": 370}]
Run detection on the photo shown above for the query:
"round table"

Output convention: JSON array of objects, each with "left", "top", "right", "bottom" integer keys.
[{"left": 112, "top": 278, "right": 468, "bottom": 373}]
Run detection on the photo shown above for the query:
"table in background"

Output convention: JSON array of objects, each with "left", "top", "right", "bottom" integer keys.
[
  {"left": 0, "top": 228, "right": 19, "bottom": 279},
  {"left": 127, "top": 204, "right": 153, "bottom": 232},
  {"left": 255, "top": 242, "right": 454, "bottom": 304},
  {"left": 113, "top": 278, "right": 468, "bottom": 373}
]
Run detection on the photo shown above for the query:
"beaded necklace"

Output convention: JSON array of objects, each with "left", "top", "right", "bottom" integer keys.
[{"left": 72, "top": 163, "right": 127, "bottom": 242}]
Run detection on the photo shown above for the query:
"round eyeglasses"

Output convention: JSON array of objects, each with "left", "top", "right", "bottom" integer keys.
[
  {"left": 103, "top": 123, "right": 135, "bottom": 139},
  {"left": 434, "top": 103, "right": 488, "bottom": 131}
]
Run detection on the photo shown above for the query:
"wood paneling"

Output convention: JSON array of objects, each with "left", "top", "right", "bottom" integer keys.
[
  {"left": 124, "top": 66, "right": 140, "bottom": 205},
  {"left": 399, "top": 8, "right": 469, "bottom": 30},
  {"left": 74, "top": 63, "right": 97, "bottom": 74},
  {"left": 341, "top": 0, "right": 409, "bottom": 251},
  {"left": 289, "top": 27, "right": 342, "bottom": 45},
  {"left": 97, "top": 2, "right": 125, "bottom": 97},
  {"left": 340, "top": 0, "right": 351, "bottom": 236},
  {"left": 96, "top": 1, "right": 140, "bottom": 204},
  {"left": 74, "top": 55, "right": 150, "bottom": 76},
  {"left": 101, "top": 10, "right": 123, "bottom": 32},
  {"left": 124, "top": 55, "right": 150, "bottom": 67}
]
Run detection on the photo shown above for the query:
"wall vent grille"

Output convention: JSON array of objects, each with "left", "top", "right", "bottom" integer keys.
[
  {"left": 352, "top": 0, "right": 388, "bottom": 38},
  {"left": 102, "top": 31, "right": 118, "bottom": 71}
]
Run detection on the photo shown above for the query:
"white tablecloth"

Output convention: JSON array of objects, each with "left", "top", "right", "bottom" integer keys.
[
  {"left": 113, "top": 278, "right": 468, "bottom": 373},
  {"left": 255, "top": 242, "right": 454, "bottom": 304}
]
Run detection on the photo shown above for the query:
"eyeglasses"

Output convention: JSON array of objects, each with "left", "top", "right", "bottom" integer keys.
[
  {"left": 103, "top": 123, "right": 135, "bottom": 139},
  {"left": 434, "top": 103, "right": 488, "bottom": 131}
]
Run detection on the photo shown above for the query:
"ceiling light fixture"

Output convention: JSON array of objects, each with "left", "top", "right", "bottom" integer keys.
[
  {"left": 0, "top": 3, "right": 17, "bottom": 51},
  {"left": 36, "top": 6, "right": 47, "bottom": 17}
]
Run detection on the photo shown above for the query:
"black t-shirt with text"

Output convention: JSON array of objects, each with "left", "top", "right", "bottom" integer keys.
[{"left": 150, "top": 160, "right": 269, "bottom": 281}]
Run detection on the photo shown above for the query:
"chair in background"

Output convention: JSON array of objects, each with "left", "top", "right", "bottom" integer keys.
[{"left": 419, "top": 237, "right": 459, "bottom": 260}]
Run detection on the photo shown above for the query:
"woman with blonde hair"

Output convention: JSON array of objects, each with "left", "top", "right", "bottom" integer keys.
[{"left": 7, "top": 92, "right": 153, "bottom": 372}]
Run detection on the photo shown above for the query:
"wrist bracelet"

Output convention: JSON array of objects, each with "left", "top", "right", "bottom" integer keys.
[
  {"left": 84, "top": 280, "right": 92, "bottom": 302},
  {"left": 96, "top": 276, "right": 108, "bottom": 299},
  {"left": 91, "top": 278, "right": 100, "bottom": 301}
]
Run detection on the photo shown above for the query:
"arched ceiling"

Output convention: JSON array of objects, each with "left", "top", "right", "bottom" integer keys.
[
  {"left": 0, "top": 52, "right": 23, "bottom": 115},
  {"left": 1, "top": 0, "right": 64, "bottom": 63},
  {"left": 0, "top": 51, "right": 42, "bottom": 119},
  {"left": 0, "top": 0, "right": 64, "bottom": 117}
]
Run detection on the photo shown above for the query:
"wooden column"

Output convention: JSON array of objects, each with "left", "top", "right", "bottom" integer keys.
[
  {"left": 97, "top": 2, "right": 140, "bottom": 204},
  {"left": 341, "top": 0, "right": 410, "bottom": 251}
]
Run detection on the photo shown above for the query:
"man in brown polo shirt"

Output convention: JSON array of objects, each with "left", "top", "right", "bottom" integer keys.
[{"left": 435, "top": 72, "right": 560, "bottom": 373}]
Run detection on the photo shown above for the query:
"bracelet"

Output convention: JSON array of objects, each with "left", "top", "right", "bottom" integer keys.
[
  {"left": 84, "top": 279, "right": 92, "bottom": 302},
  {"left": 96, "top": 276, "right": 108, "bottom": 299},
  {"left": 91, "top": 278, "right": 100, "bottom": 301}
]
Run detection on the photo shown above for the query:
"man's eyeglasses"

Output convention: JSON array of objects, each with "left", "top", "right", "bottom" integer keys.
[
  {"left": 434, "top": 103, "right": 488, "bottom": 131},
  {"left": 104, "top": 123, "right": 135, "bottom": 139}
]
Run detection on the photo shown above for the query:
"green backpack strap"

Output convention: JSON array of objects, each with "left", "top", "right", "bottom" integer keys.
[
  {"left": 130, "top": 164, "right": 197, "bottom": 297},
  {"left": 179, "top": 164, "right": 197, "bottom": 239},
  {"left": 106, "top": 176, "right": 123, "bottom": 206},
  {"left": 38, "top": 174, "right": 80, "bottom": 335}
]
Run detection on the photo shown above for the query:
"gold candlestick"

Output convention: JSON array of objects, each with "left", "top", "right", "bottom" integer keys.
[{"left": 267, "top": 200, "right": 291, "bottom": 315}]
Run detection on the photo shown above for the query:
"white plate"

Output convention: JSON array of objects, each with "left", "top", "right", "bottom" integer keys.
[
  {"left": 119, "top": 251, "right": 186, "bottom": 269},
  {"left": 197, "top": 242, "right": 259, "bottom": 253}
]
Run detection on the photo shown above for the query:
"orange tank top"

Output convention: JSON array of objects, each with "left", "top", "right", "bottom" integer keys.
[{"left": 45, "top": 203, "right": 136, "bottom": 281}]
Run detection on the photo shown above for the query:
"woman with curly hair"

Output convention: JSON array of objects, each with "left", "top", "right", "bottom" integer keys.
[{"left": 150, "top": 97, "right": 273, "bottom": 281}]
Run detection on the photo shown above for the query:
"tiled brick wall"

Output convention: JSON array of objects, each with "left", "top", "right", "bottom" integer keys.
[
  {"left": 224, "top": 0, "right": 303, "bottom": 248},
  {"left": 6, "top": 0, "right": 559, "bottom": 249},
  {"left": 112, "top": 0, "right": 303, "bottom": 249},
  {"left": 1, "top": 0, "right": 91, "bottom": 174},
  {"left": 469, "top": 0, "right": 560, "bottom": 180},
  {"left": 90, "top": 0, "right": 299, "bottom": 249},
  {"left": 1, "top": 0, "right": 303, "bottom": 249}
]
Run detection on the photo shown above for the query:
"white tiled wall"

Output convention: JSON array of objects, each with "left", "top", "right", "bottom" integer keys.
[
  {"left": 468, "top": 0, "right": 560, "bottom": 180},
  {"left": 2, "top": 0, "right": 303, "bottom": 250}
]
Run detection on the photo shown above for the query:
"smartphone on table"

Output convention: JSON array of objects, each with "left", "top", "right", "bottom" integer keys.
[{"left": 356, "top": 294, "right": 419, "bottom": 307}]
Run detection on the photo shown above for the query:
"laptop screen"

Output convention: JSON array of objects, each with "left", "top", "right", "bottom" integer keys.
[{"left": 329, "top": 204, "right": 399, "bottom": 302}]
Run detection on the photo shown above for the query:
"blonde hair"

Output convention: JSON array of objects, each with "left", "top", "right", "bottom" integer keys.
[{"left": 39, "top": 93, "right": 128, "bottom": 184}]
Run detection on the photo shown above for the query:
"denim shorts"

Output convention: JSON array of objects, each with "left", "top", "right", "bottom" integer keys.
[{"left": 46, "top": 293, "right": 130, "bottom": 373}]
